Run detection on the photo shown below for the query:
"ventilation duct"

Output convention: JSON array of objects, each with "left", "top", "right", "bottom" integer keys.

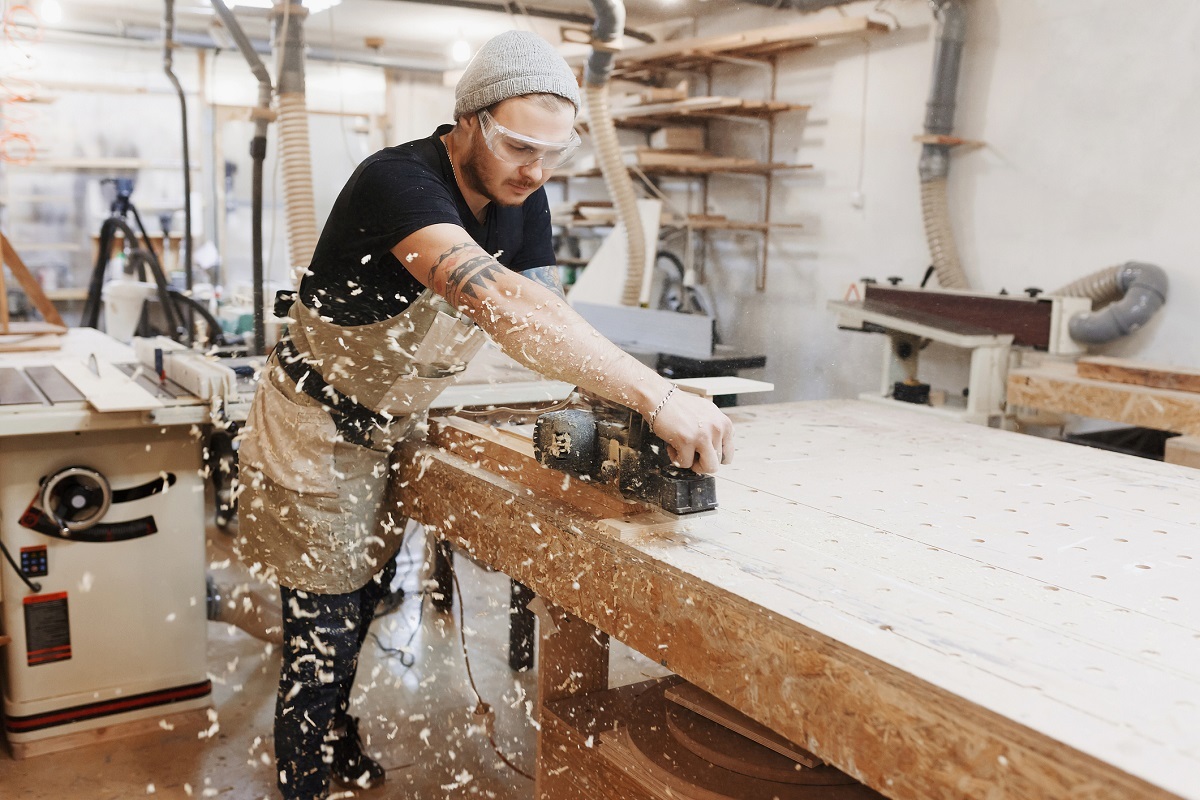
[
  {"left": 1053, "top": 262, "right": 1169, "bottom": 346},
  {"left": 919, "top": 0, "right": 968, "bottom": 289},
  {"left": 585, "top": 0, "right": 645, "bottom": 306}
]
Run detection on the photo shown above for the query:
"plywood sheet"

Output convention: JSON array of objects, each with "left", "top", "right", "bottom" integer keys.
[
  {"left": 55, "top": 358, "right": 163, "bottom": 412},
  {"left": 1078, "top": 356, "right": 1200, "bottom": 394},
  {"left": 399, "top": 400, "right": 1200, "bottom": 800}
]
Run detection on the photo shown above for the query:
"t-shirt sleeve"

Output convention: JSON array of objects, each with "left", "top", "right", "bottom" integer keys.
[
  {"left": 351, "top": 157, "right": 465, "bottom": 252},
  {"left": 507, "top": 188, "right": 556, "bottom": 273}
]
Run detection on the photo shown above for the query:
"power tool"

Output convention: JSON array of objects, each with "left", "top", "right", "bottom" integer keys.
[{"left": 533, "top": 405, "right": 717, "bottom": 517}]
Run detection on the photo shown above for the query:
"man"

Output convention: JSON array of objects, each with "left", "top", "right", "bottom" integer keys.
[{"left": 235, "top": 30, "right": 734, "bottom": 799}]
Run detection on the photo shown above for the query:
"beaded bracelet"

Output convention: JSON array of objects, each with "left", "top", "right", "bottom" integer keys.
[{"left": 647, "top": 385, "right": 677, "bottom": 431}]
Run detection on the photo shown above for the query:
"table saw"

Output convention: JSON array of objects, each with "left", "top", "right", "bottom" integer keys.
[
  {"left": 395, "top": 400, "right": 1200, "bottom": 800},
  {"left": 0, "top": 329, "right": 249, "bottom": 757}
]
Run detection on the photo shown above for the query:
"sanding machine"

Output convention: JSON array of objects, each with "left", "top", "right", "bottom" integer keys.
[{"left": 829, "top": 281, "right": 1091, "bottom": 425}]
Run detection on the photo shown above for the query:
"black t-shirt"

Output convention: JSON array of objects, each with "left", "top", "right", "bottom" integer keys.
[{"left": 299, "top": 124, "right": 556, "bottom": 326}]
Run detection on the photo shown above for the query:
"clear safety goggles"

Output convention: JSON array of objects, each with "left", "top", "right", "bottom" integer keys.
[{"left": 477, "top": 108, "right": 581, "bottom": 170}]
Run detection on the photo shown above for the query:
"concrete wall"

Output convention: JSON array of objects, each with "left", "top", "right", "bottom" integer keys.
[{"left": 688, "top": 0, "right": 1199, "bottom": 404}]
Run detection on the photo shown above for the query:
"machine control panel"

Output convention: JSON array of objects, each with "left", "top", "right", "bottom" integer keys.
[{"left": 20, "top": 546, "right": 48, "bottom": 578}]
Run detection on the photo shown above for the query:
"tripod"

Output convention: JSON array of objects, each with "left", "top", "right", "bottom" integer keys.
[{"left": 81, "top": 178, "right": 189, "bottom": 343}]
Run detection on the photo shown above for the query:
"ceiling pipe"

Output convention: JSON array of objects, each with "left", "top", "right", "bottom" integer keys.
[
  {"left": 210, "top": 0, "right": 274, "bottom": 355},
  {"left": 384, "top": 0, "right": 654, "bottom": 43}
]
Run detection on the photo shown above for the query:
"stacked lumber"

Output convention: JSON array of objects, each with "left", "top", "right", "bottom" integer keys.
[{"left": 575, "top": 16, "right": 889, "bottom": 79}]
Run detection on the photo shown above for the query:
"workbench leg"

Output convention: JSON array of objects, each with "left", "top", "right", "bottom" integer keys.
[
  {"left": 429, "top": 539, "right": 454, "bottom": 612},
  {"left": 508, "top": 579, "right": 536, "bottom": 672},
  {"left": 534, "top": 602, "right": 609, "bottom": 800}
]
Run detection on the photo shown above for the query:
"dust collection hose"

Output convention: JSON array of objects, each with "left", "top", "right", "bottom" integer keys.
[
  {"left": 585, "top": 0, "right": 644, "bottom": 307},
  {"left": 1053, "top": 261, "right": 1169, "bottom": 345},
  {"left": 919, "top": 0, "right": 968, "bottom": 290},
  {"left": 210, "top": 0, "right": 273, "bottom": 355},
  {"left": 272, "top": 1, "right": 320, "bottom": 285},
  {"left": 163, "top": 0, "right": 195, "bottom": 343}
]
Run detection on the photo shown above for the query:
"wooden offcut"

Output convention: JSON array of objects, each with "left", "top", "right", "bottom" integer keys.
[
  {"left": 0, "top": 231, "right": 67, "bottom": 333},
  {"left": 663, "top": 683, "right": 819, "bottom": 768},
  {"left": 1009, "top": 360, "right": 1200, "bottom": 435},
  {"left": 602, "top": 16, "right": 889, "bottom": 78},
  {"left": 1077, "top": 356, "right": 1200, "bottom": 395},
  {"left": 1164, "top": 435, "right": 1200, "bottom": 469}
]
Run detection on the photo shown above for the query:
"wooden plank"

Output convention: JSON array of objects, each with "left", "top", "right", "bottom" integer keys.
[
  {"left": 396, "top": 400, "right": 1200, "bottom": 800},
  {"left": 673, "top": 377, "right": 774, "bottom": 399},
  {"left": 0, "top": 332, "right": 64, "bottom": 353},
  {"left": 428, "top": 416, "right": 641, "bottom": 519},
  {"left": 1165, "top": 435, "right": 1200, "bottom": 469},
  {"left": 534, "top": 603, "right": 610, "bottom": 800},
  {"left": 54, "top": 358, "right": 164, "bottom": 412},
  {"left": 663, "top": 682, "right": 820, "bottom": 768},
  {"left": 608, "top": 16, "right": 888, "bottom": 72},
  {"left": 7, "top": 706, "right": 210, "bottom": 760},
  {"left": 1078, "top": 356, "right": 1200, "bottom": 395},
  {"left": 0, "top": 231, "right": 67, "bottom": 328},
  {"left": 1009, "top": 361, "right": 1200, "bottom": 435}
]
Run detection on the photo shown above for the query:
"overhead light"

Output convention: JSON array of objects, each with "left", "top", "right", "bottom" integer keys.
[
  {"left": 450, "top": 38, "right": 472, "bottom": 64},
  {"left": 228, "top": 0, "right": 341, "bottom": 11},
  {"left": 306, "top": 0, "right": 342, "bottom": 13},
  {"left": 40, "top": 0, "right": 63, "bottom": 24}
]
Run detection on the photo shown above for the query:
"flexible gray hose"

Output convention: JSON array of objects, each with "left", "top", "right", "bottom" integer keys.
[
  {"left": 585, "top": 0, "right": 644, "bottom": 307},
  {"left": 1054, "top": 262, "right": 1169, "bottom": 345}
]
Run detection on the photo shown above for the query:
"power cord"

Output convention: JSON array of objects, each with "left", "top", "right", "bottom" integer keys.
[
  {"left": 448, "top": 558, "right": 534, "bottom": 781},
  {"left": 0, "top": 537, "right": 42, "bottom": 594}
]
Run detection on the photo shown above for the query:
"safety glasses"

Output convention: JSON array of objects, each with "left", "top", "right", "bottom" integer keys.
[{"left": 477, "top": 108, "right": 581, "bottom": 170}]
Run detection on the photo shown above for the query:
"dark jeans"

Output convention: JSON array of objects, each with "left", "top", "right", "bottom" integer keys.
[{"left": 275, "top": 559, "right": 396, "bottom": 800}]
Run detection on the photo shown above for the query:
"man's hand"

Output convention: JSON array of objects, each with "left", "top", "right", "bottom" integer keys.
[{"left": 648, "top": 388, "right": 734, "bottom": 474}]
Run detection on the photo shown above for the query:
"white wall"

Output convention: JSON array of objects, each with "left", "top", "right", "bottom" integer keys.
[{"left": 688, "top": 0, "right": 1200, "bottom": 404}]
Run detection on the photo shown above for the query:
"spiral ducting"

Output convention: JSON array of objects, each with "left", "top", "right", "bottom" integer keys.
[
  {"left": 272, "top": 1, "right": 319, "bottom": 284},
  {"left": 585, "top": 0, "right": 644, "bottom": 307},
  {"left": 918, "top": 0, "right": 968, "bottom": 290}
]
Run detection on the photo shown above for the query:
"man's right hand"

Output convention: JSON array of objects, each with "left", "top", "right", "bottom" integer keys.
[{"left": 647, "top": 388, "right": 734, "bottom": 475}]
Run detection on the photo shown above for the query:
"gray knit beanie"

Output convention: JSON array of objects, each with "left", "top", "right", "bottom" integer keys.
[{"left": 453, "top": 31, "right": 581, "bottom": 120}]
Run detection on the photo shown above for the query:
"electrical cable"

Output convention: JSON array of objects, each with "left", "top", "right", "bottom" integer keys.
[
  {"left": 0, "top": 537, "right": 42, "bottom": 594},
  {"left": 448, "top": 559, "right": 534, "bottom": 781}
]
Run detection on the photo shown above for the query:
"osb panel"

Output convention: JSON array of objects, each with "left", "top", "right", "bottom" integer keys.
[
  {"left": 394, "top": 442, "right": 1176, "bottom": 800},
  {"left": 1008, "top": 363, "right": 1200, "bottom": 434}
]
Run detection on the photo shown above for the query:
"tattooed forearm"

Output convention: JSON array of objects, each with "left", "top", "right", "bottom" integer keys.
[
  {"left": 522, "top": 266, "right": 566, "bottom": 300},
  {"left": 431, "top": 242, "right": 505, "bottom": 308}
]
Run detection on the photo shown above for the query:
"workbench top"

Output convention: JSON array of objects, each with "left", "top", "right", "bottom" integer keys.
[{"left": 402, "top": 399, "right": 1200, "bottom": 800}]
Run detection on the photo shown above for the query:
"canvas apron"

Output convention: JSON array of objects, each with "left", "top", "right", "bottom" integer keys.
[{"left": 235, "top": 290, "right": 485, "bottom": 593}]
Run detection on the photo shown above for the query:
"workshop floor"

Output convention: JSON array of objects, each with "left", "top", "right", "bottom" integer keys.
[{"left": 1, "top": 517, "right": 669, "bottom": 799}]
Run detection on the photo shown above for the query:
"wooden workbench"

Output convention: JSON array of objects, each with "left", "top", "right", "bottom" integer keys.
[{"left": 396, "top": 400, "right": 1200, "bottom": 800}]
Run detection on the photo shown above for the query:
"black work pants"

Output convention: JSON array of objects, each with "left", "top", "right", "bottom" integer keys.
[{"left": 274, "top": 559, "right": 395, "bottom": 800}]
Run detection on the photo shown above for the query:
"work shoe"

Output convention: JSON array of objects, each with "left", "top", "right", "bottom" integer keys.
[{"left": 329, "top": 716, "right": 386, "bottom": 790}]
